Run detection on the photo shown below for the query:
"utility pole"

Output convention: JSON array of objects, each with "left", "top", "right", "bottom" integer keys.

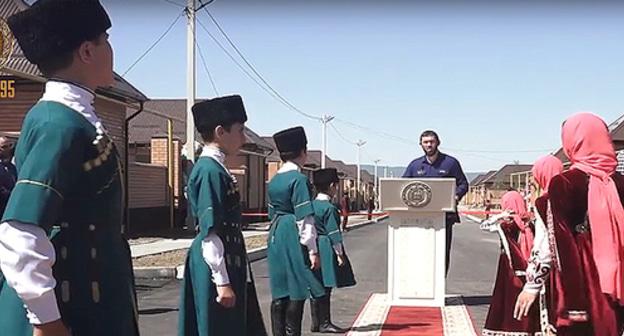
[
  {"left": 356, "top": 140, "right": 366, "bottom": 208},
  {"left": 320, "top": 114, "right": 334, "bottom": 168},
  {"left": 185, "top": 0, "right": 197, "bottom": 162},
  {"left": 374, "top": 159, "right": 381, "bottom": 210}
]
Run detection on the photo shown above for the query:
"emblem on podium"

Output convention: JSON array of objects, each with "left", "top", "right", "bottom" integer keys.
[{"left": 401, "top": 181, "right": 432, "bottom": 208}]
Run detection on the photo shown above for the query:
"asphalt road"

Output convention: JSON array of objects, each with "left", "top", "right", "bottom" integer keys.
[{"left": 136, "top": 216, "right": 501, "bottom": 335}]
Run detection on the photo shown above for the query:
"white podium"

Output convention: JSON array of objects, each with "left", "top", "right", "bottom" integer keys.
[{"left": 379, "top": 178, "right": 456, "bottom": 307}]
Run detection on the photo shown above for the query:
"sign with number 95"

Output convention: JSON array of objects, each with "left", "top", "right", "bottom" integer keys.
[{"left": 0, "top": 79, "right": 15, "bottom": 99}]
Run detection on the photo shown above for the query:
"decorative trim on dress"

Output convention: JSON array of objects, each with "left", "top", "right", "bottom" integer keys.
[
  {"left": 564, "top": 310, "right": 588, "bottom": 322},
  {"left": 545, "top": 202, "right": 561, "bottom": 270},
  {"left": 15, "top": 180, "right": 64, "bottom": 199},
  {"left": 482, "top": 329, "right": 544, "bottom": 336}
]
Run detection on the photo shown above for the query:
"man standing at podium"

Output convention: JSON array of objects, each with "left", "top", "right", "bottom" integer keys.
[{"left": 403, "top": 130, "right": 468, "bottom": 275}]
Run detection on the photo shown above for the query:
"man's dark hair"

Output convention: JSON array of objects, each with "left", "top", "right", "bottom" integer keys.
[
  {"left": 200, "top": 124, "right": 234, "bottom": 143},
  {"left": 420, "top": 130, "right": 440, "bottom": 143},
  {"left": 279, "top": 148, "right": 305, "bottom": 162},
  {"left": 38, "top": 51, "right": 74, "bottom": 78},
  {"left": 37, "top": 35, "right": 103, "bottom": 78}
]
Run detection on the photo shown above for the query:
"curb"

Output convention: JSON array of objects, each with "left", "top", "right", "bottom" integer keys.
[
  {"left": 134, "top": 266, "right": 177, "bottom": 279},
  {"left": 248, "top": 246, "right": 267, "bottom": 262},
  {"left": 463, "top": 214, "right": 482, "bottom": 223},
  {"left": 134, "top": 216, "right": 388, "bottom": 280}
]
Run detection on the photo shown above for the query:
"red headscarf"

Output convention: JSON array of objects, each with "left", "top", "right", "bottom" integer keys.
[
  {"left": 500, "top": 190, "right": 534, "bottom": 260},
  {"left": 562, "top": 112, "right": 624, "bottom": 304},
  {"left": 532, "top": 155, "right": 564, "bottom": 194}
]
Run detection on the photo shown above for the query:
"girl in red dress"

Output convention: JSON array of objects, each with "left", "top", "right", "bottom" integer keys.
[
  {"left": 482, "top": 191, "right": 540, "bottom": 335},
  {"left": 512, "top": 155, "right": 564, "bottom": 336}
]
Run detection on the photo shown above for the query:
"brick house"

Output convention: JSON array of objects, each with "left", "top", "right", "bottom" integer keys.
[{"left": 127, "top": 99, "right": 273, "bottom": 229}]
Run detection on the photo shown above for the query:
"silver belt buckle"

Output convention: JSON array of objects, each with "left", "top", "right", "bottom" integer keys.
[{"left": 575, "top": 222, "right": 589, "bottom": 233}]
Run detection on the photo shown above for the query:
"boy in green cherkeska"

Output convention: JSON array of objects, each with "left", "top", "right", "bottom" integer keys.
[
  {"left": 0, "top": 0, "right": 139, "bottom": 335},
  {"left": 266, "top": 126, "right": 326, "bottom": 336},
  {"left": 178, "top": 95, "right": 266, "bottom": 336},
  {"left": 309, "top": 168, "right": 356, "bottom": 333}
]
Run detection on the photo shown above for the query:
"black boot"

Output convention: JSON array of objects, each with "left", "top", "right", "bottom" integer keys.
[
  {"left": 318, "top": 294, "right": 348, "bottom": 333},
  {"left": 285, "top": 299, "right": 305, "bottom": 336},
  {"left": 271, "top": 298, "right": 288, "bottom": 336},
  {"left": 310, "top": 298, "right": 321, "bottom": 332}
]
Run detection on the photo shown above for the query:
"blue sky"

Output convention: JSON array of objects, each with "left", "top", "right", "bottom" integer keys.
[{"left": 103, "top": 0, "right": 624, "bottom": 172}]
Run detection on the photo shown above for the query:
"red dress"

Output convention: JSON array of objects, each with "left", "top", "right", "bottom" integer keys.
[
  {"left": 539, "top": 169, "right": 624, "bottom": 336},
  {"left": 483, "top": 219, "right": 542, "bottom": 335}
]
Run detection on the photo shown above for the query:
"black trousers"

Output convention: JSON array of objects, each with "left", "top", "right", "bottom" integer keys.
[{"left": 445, "top": 221, "right": 453, "bottom": 276}]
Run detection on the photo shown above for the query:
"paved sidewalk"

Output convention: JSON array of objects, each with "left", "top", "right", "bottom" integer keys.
[
  {"left": 130, "top": 231, "right": 267, "bottom": 258},
  {"left": 131, "top": 216, "right": 378, "bottom": 259}
]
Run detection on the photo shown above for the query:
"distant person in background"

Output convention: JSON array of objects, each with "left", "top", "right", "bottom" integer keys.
[
  {"left": 340, "top": 194, "right": 350, "bottom": 232},
  {"left": 0, "top": 136, "right": 16, "bottom": 217},
  {"left": 0, "top": 136, "right": 16, "bottom": 178},
  {"left": 403, "top": 130, "right": 469, "bottom": 275},
  {"left": 367, "top": 196, "right": 375, "bottom": 221},
  {"left": 484, "top": 199, "right": 492, "bottom": 220}
]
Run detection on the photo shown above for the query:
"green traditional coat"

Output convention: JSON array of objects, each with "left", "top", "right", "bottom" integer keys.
[
  {"left": 178, "top": 156, "right": 264, "bottom": 336},
  {"left": 0, "top": 101, "right": 139, "bottom": 336},
  {"left": 266, "top": 170, "right": 326, "bottom": 300},
  {"left": 312, "top": 198, "right": 356, "bottom": 289}
]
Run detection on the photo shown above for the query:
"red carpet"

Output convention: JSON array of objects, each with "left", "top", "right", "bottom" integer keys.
[
  {"left": 380, "top": 307, "right": 443, "bottom": 336},
  {"left": 347, "top": 294, "right": 477, "bottom": 336}
]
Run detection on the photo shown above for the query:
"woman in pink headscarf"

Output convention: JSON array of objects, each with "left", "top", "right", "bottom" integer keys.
[
  {"left": 482, "top": 190, "right": 541, "bottom": 335},
  {"left": 512, "top": 155, "right": 564, "bottom": 335},
  {"left": 516, "top": 113, "right": 624, "bottom": 336}
]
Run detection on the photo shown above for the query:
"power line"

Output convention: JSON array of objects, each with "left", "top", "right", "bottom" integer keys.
[
  {"left": 336, "top": 118, "right": 519, "bottom": 162},
  {"left": 196, "top": 17, "right": 320, "bottom": 121},
  {"left": 329, "top": 123, "right": 357, "bottom": 146},
  {"left": 196, "top": 0, "right": 215, "bottom": 11},
  {"left": 195, "top": 38, "right": 219, "bottom": 96},
  {"left": 362, "top": 147, "right": 378, "bottom": 164},
  {"left": 161, "top": 0, "right": 185, "bottom": 8},
  {"left": 335, "top": 117, "right": 554, "bottom": 155},
  {"left": 444, "top": 150, "right": 512, "bottom": 163},
  {"left": 196, "top": 17, "right": 306, "bottom": 117},
  {"left": 197, "top": 3, "right": 540, "bottom": 159},
  {"left": 334, "top": 117, "right": 418, "bottom": 145},
  {"left": 201, "top": 8, "right": 321, "bottom": 121},
  {"left": 444, "top": 147, "right": 555, "bottom": 154},
  {"left": 122, "top": 11, "right": 185, "bottom": 77}
]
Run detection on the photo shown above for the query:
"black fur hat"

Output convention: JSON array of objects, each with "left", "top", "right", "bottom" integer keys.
[{"left": 7, "top": 0, "right": 111, "bottom": 65}]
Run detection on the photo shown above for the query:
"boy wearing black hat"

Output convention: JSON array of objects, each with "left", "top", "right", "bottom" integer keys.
[
  {"left": 178, "top": 95, "right": 265, "bottom": 336},
  {"left": 0, "top": 1, "right": 138, "bottom": 335},
  {"left": 309, "top": 168, "right": 355, "bottom": 333},
  {"left": 267, "top": 126, "right": 326, "bottom": 336}
]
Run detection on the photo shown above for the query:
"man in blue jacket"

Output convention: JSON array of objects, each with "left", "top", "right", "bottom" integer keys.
[{"left": 403, "top": 130, "right": 468, "bottom": 276}]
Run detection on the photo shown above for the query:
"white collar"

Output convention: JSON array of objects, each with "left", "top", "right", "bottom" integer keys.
[
  {"left": 200, "top": 145, "right": 226, "bottom": 164},
  {"left": 39, "top": 80, "right": 104, "bottom": 132},
  {"left": 316, "top": 193, "right": 331, "bottom": 201},
  {"left": 278, "top": 161, "right": 300, "bottom": 173},
  {"left": 200, "top": 145, "right": 233, "bottom": 178}
]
